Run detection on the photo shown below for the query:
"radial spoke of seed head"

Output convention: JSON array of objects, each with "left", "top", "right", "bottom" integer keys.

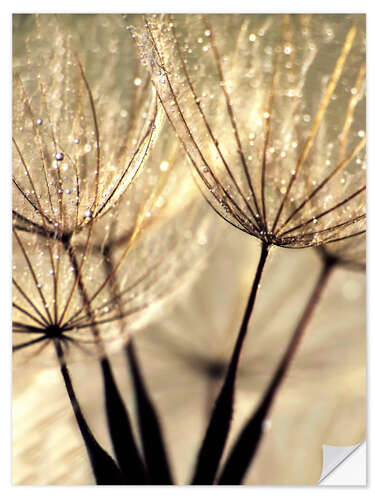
[
  {"left": 65, "top": 284, "right": 182, "bottom": 334},
  {"left": 57, "top": 213, "right": 98, "bottom": 327},
  {"left": 77, "top": 59, "right": 101, "bottom": 214},
  {"left": 193, "top": 176, "right": 256, "bottom": 235},
  {"left": 271, "top": 25, "right": 357, "bottom": 234},
  {"left": 12, "top": 175, "right": 54, "bottom": 230},
  {"left": 168, "top": 16, "right": 260, "bottom": 227},
  {"left": 277, "top": 138, "right": 366, "bottom": 235},
  {"left": 282, "top": 214, "right": 365, "bottom": 247},
  {"left": 156, "top": 86, "right": 254, "bottom": 234},
  {"left": 327, "top": 230, "right": 365, "bottom": 259},
  {"left": 202, "top": 15, "right": 262, "bottom": 220},
  {"left": 62, "top": 258, "right": 157, "bottom": 329},
  {"left": 12, "top": 278, "right": 50, "bottom": 326},
  {"left": 339, "top": 63, "right": 366, "bottom": 164},
  {"left": 13, "top": 136, "right": 59, "bottom": 321},
  {"left": 12, "top": 302, "right": 49, "bottom": 329},
  {"left": 13, "top": 335, "right": 48, "bottom": 351},
  {"left": 62, "top": 158, "right": 176, "bottom": 327},
  {"left": 14, "top": 74, "right": 56, "bottom": 218},
  {"left": 62, "top": 243, "right": 107, "bottom": 361},
  {"left": 143, "top": 17, "right": 256, "bottom": 234},
  {"left": 12, "top": 210, "right": 55, "bottom": 239},
  {"left": 63, "top": 337, "right": 94, "bottom": 358},
  {"left": 94, "top": 98, "right": 158, "bottom": 220},
  {"left": 321, "top": 229, "right": 366, "bottom": 247},
  {"left": 40, "top": 84, "right": 65, "bottom": 248},
  {"left": 260, "top": 43, "right": 283, "bottom": 232},
  {"left": 280, "top": 185, "right": 366, "bottom": 238},
  {"left": 12, "top": 321, "right": 47, "bottom": 333},
  {"left": 115, "top": 66, "right": 150, "bottom": 160},
  {"left": 13, "top": 228, "right": 53, "bottom": 324}
]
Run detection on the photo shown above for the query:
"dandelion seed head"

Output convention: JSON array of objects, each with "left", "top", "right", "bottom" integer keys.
[{"left": 136, "top": 14, "right": 365, "bottom": 249}]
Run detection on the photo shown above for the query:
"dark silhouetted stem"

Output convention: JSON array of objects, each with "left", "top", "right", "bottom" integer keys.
[
  {"left": 126, "top": 340, "right": 173, "bottom": 485},
  {"left": 54, "top": 340, "right": 125, "bottom": 485},
  {"left": 100, "top": 357, "right": 148, "bottom": 484},
  {"left": 66, "top": 241, "right": 147, "bottom": 483},
  {"left": 192, "top": 241, "right": 270, "bottom": 485},
  {"left": 218, "top": 257, "right": 336, "bottom": 485}
]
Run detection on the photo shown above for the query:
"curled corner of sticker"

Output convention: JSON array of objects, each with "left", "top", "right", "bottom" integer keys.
[{"left": 319, "top": 443, "right": 363, "bottom": 483}]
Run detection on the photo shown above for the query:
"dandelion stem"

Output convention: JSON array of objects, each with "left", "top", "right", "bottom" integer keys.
[
  {"left": 66, "top": 242, "right": 147, "bottom": 483},
  {"left": 53, "top": 340, "right": 125, "bottom": 485},
  {"left": 126, "top": 340, "right": 173, "bottom": 485},
  {"left": 192, "top": 240, "right": 270, "bottom": 485},
  {"left": 100, "top": 357, "right": 148, "bottom": 484},
  {"left": 218, "top": 255, "right": 336, "bottom": 485}
]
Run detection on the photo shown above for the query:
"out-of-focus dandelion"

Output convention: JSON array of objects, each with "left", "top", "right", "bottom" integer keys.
[
  {"left": 133, "top": 14, "right": 366, "bottom": 483},
  {"left": 13, "top": 14, "right": 214, "bottom": 484},
  {"left": 319, "top": 231, "right": 366, "bottom": 271}
]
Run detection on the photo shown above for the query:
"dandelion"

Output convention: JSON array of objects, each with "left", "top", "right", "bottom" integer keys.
[
  {"left": 13, "top": 14, "right": 214, "bottom": 484},
  {"left": 319, "top": 231, "right": 365, "bottom": 271},
  {"left": 134, "top": 13, "right": 366, "bottom": 483}
]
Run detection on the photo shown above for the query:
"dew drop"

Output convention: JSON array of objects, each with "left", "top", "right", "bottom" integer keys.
[
  {"left": 74, "top": 138, "right": 80, "bottom": 144},
  {"left": 160, "top": 161, "right": 169, "bottom": 172},
  {"left": 249, "top": 33, "right": 256, "bottom": 42},
  {"left": 134, "top": 77, "right": 142, "bottom": 86},
  {"left": 284, "top": 44, "right": 292, "bottom": 55},
  {"left": 84, "top": 144, "right": 92, "bottom": 153},
  {"left": 55, "top": 152, "right": 64, "bottom": 161},
  {"left": 84, "top": 209, "right": 92, "bottom": 218},
  {"left": 37, "top": 119, "right": 43, "bottom": 126}
]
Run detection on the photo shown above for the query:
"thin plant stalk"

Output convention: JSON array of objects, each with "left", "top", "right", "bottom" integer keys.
[
  {"left": 53, "top": 339, "right": 125, "bottom": 485},
  {"left": 192, "top": 240, "right": 270, "bottom": 485},
  {"left": 218, "top": 255, "right": 336, "bottom": 485},
  {"left": 67, "top": 242, "right": 147, "bottom": 484},
  {"left": 126, "top": 340, "right": 174, "bottom": 485}
]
